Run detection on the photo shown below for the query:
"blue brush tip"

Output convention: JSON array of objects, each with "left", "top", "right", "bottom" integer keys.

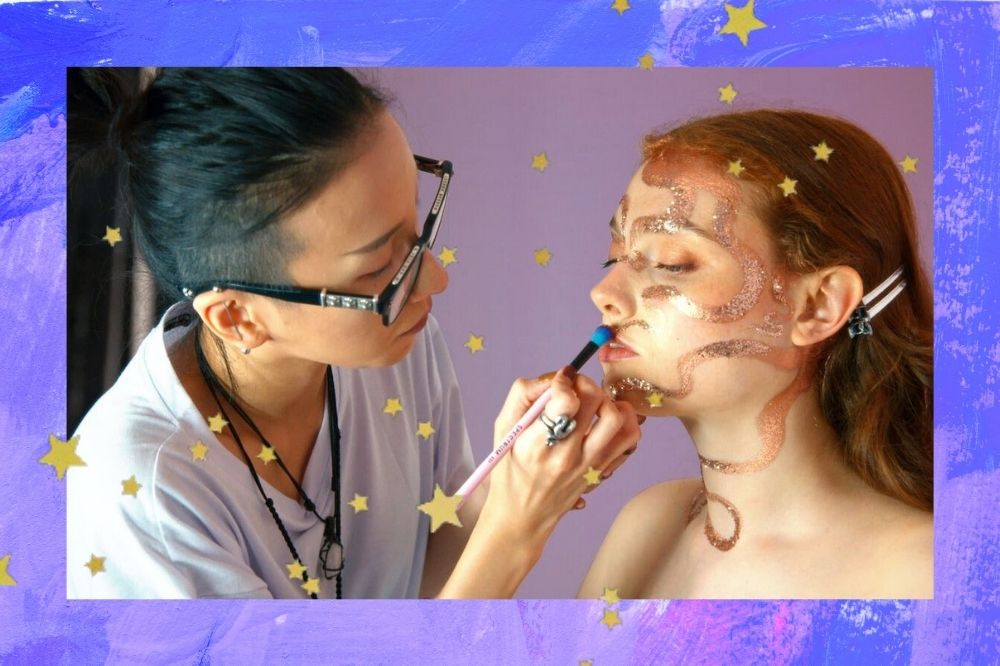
[{"left": 591, "top": 325, "right": 614, "bottom": 346}]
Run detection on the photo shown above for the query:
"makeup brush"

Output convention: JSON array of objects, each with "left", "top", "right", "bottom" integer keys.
[{"left": 454, "top": 325, "right": 615, "bottom": 506}]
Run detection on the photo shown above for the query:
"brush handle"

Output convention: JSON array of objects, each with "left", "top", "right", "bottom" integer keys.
[
  {"left": 455, "top": 387, "right": 553, "bottom": 506},
  {"left": 569, "top": 341, "right": 599, "bottom": 372}
]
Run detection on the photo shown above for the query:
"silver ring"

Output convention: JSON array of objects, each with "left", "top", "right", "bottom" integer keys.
[{"left": 539, "top": 413, "right": 577, "bottom": 447}]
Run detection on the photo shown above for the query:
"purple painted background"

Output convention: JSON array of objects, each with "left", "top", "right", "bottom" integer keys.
[
  {"left": 378, "top": 67, "right": 933, "bottom": 598},
  {"left": 1, "top": 1, "right": 997, "bottom": 663}
]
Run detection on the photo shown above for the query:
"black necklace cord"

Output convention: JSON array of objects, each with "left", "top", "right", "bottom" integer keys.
[
  {"left": 193, "top": 332, "right": 343, "bottom": 598},
  {"left": 322, "top": 365, "right": 345, "bottom": 594}
]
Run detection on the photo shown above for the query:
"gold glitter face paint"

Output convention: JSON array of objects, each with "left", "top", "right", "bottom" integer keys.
[
  {"left": 687, "top": 486, "right": 741, "bottom": 551},
  {"left": 628, "top": 164, "right": 768, "bottom": 324},
  {"left": 606, "top": 339, "right": 774, "bottom": 401},
  {"left": 614, "top": 319, "right": 650, "bottom": 334},
  {"left": 755, "top": 276, "right": 793, "bottom": 337},
  {"left": 698, "top": 356, "right": 811, "bottom": 474}
]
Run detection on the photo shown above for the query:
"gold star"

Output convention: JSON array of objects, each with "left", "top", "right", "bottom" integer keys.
[
  {"left": 646, "top": 391, "right": 664, "bottom": 407},
  {"left": 85, "top": 554, "right": 106, "bottom": 577},
  {"left": 348, "top": 494, "right": 369, "bottom": 513},
  {"left": 718, "top": 83, "right": 738, "bottom": 104},
  {"left": 417, "top": 483, "right": 463, "bottom": 532},
  {"left": 301, "top": 577, "right": 320, "bottom": 595},
  {"left": 383, "top": 397, "right": 403, "bottom": 416},
  {"left": 601, "top": 608, "right": 622, "bottom": 629},
  {"left": 534, "top": 247, "right": 553, "bottom": 267},
  {"left": 207, "top": 413, "right": 228, "bottom": 433},
  {"left": 611, "top": 0, "right": 630, "bottom": 15},
  {"left": 727, "top": 159, "right": 746, "bottom": 178},
  {"left": 0, "top": 555, "right": 15, "bottom": 586},
  {"left": 256, "top": 445, "right": 277, "bottom": 464},
  {"left": 600, "top": 587, "right": 621, "bottom": 605},
  {"left": 720, "top": 0, "right": 767, "bottom": 47},
  {"left": 584, "top": 466, "right": 602, "bottom": 486},
  {"left": 437, "top": 246, "right": 458, "bottom": 268},
  {"left": 531, "top": 152, "right": 549, "bottom": 172},
  {"left": 39, "top": 434, "right": 86, "bottom": 480},
  {"left": 190, "top": 440, "right": 209, "bottom": 461},
  {"left": 638, "top": 52, "right": 654, "bottom": 70},
  {"left": 286, "top": 560, "right": 307, "bottom": 580},
  {"left": 102, "top": 226, "right": 123, "bottom": 247},
  {"left": 899, "top": 155, "right": 919, "bottom": 173},
  {"left": 580, "top": 661, "right": 593, "bottom": 666},
  {"left": 416, "top": 421, "right": 436, "bottom": 440},
  {"left": 812, "top": 141, "right": 834, "bottom": 162},
  {"left": 464, "top": 334, "right": 485, "bottom": 354},
  {"left": 778, "top": 177, "right": 798, "bottom": 197},
  {"left": 121, "top": 474, "right": 142, "bottom": 497}
]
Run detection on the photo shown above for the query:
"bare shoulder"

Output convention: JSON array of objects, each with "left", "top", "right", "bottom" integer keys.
[
  {"left": 884, "top": 504, "right": 934, "bottom": 597},
  {"left": 578, "top": 478, "right": 703, "bottom": 599},
  {"left": 860, "top": 492, "right": 934, "bottom": 597}
]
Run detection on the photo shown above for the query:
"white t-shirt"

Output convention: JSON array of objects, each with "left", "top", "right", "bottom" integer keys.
[{"left": 67, "top": 302, "right": 474, "bottom": 599}]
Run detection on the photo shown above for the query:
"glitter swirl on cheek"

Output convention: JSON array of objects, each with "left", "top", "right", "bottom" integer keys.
[
  {"left": 687, "top": 486, "right": 741, "bottom": 552},
  {"left": 754, "top": 276, "right": 793, "bottom": 337},
  {"left": 772, "top": 276, "right": 789, "bottom": 307},
  {"left": 605, "top": 339, "right": 772, "bottom": 401},
  {"left": 754, "top": 312, "right": 786, "bottom": 338},
  {"left": 634, "top": 198, "right": 767, "bottom": 323}
]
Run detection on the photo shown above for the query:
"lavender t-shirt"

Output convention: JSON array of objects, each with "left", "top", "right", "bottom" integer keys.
[{"left": 67, "top": 302, "right": 473, "bottom": 599}]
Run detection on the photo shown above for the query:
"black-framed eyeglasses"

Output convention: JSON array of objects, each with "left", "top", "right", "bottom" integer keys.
[{"left": 180, "top": 154, "right": 452, "bottom": 326}]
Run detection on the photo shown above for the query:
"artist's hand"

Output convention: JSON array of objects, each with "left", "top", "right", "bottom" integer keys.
[{"left": 480, "top": 367, "right": 642, "bottom": 551}]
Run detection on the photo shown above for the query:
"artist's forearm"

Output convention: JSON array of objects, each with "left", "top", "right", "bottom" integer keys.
[
  {"left": 435, "top": 522, "right": 543, "bottom": 599},
  {"left": 420, "top": 484, "right": 486, "bottom": 598}
]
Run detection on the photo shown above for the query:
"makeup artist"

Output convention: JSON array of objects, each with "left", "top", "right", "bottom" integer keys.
[{"left": 66, "top": 68, "right": 640, "bottom": 599}]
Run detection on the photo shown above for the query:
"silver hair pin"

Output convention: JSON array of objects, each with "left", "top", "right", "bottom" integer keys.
[{"left": 848, "top": 267, "right": 906, "bottom": 338}]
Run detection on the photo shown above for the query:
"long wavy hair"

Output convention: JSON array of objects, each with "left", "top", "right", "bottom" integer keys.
[{"left": 643, "top": 110, "right": 933, "bottom": 511}]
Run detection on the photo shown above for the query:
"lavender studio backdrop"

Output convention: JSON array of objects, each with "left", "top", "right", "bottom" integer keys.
[
  {"left": 376, "top": 67, "right": 932, "bottom": 598},
  {"left": 0, "top": 1, "right": 997, "bottom": 664}
]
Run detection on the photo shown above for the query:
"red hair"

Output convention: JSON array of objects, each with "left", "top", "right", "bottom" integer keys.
[{"left": 643, "top": 110, "right": 933, "bottom": 511}]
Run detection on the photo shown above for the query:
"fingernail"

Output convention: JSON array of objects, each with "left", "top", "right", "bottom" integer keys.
[
  {"left": 559, "top": 364, "right": 577, "bottom": 380},
  {"left": 600, "top": 471, "right": 612, "bottom": 480},
  {"left": 536, "top": 371, "right": 557, "bottom": 382}
]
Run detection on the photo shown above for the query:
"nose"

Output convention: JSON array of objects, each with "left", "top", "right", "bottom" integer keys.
[
  {"left": 590, "top": 264, "right": 633, "bottom": 321},
  {"left": 412, "top": 247, "right": 449, "bottom": 301}
]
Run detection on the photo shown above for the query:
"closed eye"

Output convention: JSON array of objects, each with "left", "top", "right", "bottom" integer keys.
[
  {"left": 362, "top": 263, "right": 392, "bottom": 280},
  {"left": 655, "top": 262, "right": 693, "bottom": 274},
  {"left": 601, "top": 258, "right": 619, "bottom": 269}
]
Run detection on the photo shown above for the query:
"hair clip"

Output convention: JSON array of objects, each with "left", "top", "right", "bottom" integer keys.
[{"left": 848, "top": 267, "right": 906, "bottom": 339}]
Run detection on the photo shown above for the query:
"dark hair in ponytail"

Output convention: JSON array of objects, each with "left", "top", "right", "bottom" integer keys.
[
  {"left": 68, "top": 67, "right": 388, "bottom": 301},
  {"left": 643, "top": 110, "right": 933, "bottom": 512}
]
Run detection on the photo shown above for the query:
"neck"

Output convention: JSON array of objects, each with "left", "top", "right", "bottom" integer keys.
[
  {"left": 197, "top": 327, "right": 327, "bottom": 432},
  {"left": 681, "top": 386, "right": 865, "bottom": 550}
]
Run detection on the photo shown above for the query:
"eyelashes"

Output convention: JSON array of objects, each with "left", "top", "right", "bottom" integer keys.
[{"left": 602, "top": 257, "right": 693, "bottom": 274}]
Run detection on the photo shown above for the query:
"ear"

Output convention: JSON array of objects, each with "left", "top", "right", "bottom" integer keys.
[
  {"left": 787, "top": 266, "right": 864, "bottom": 347},
  {"left": 191, "top": 291, "right": 271, "bottom": 353}
]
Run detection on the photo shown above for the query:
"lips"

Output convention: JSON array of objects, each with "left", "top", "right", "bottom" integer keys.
[{"left": 599, "top": 335, "right": 638, "bottom": 362}]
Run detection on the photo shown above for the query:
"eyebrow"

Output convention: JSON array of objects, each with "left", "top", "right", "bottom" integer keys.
[
  {"left": 342, "top": 221, "right": 405, "bottom": 256},
  {"left": 614, "top": 214, "right": 716, "bottom": 243},
  {"left": 342, "top": 184, "right": 421, "bottom": 256}
]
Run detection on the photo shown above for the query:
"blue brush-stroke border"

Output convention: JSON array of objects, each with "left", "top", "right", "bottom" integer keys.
[{"left": 0, "top": 1, "right": 997, "bottom": 662}]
